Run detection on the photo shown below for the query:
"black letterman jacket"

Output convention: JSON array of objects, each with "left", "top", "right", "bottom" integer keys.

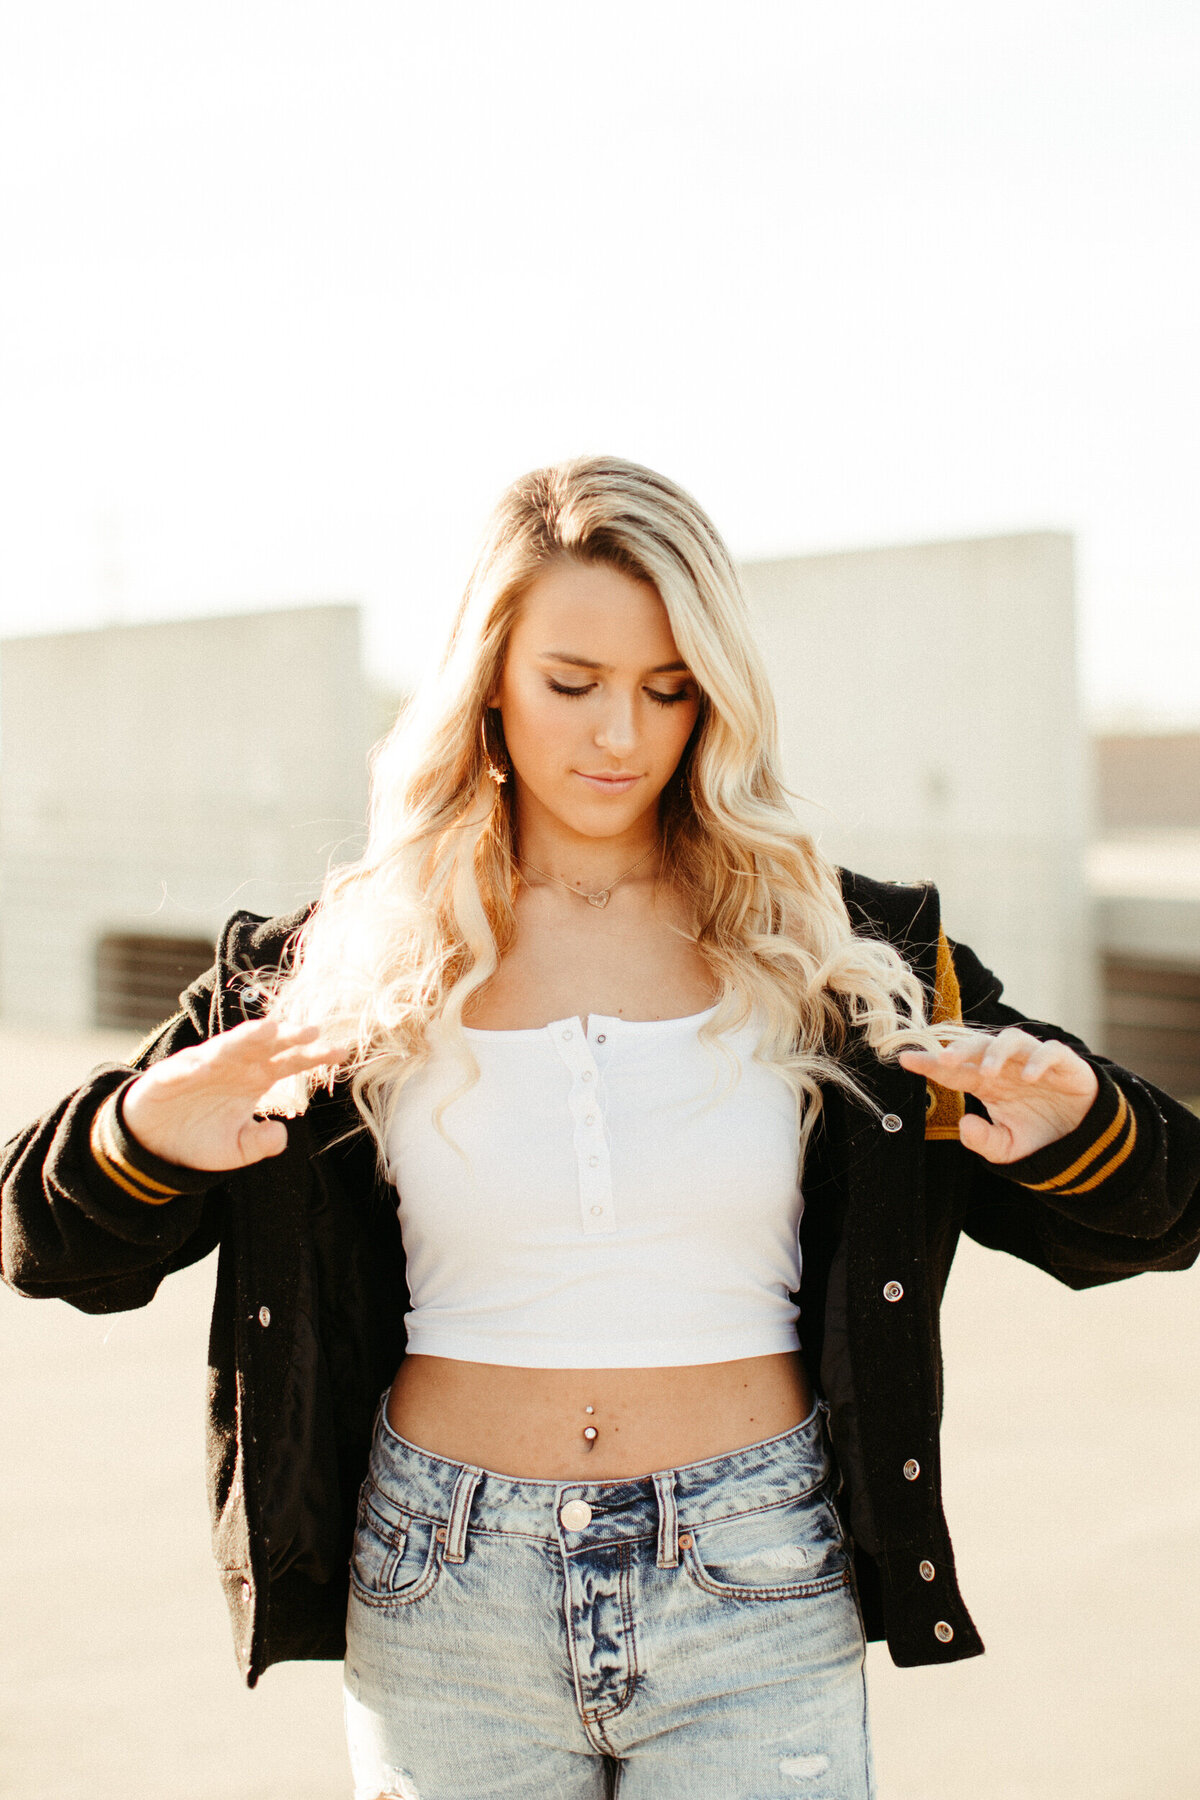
[{"left": 3, "top": 870, "right": 1199, "bottom": 1681}]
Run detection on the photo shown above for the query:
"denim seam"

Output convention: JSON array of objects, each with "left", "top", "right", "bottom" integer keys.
[
  {"left": 572, "top": 1541, "right": 641, "bottom": 1746},
  {"left": 384, "top": 1481, "right": 833, "bottom": 1542},
  {"left": 680, "top": 1544, "right": 853, "bottom": 1604},
  {"left": 349, "top": 1519, "right": 442, "bottom": 1612}
]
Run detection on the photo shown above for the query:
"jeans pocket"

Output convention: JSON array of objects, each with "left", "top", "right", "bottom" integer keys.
[
  {"left": 349, "top": 1482, "right": 443, "bottom": 1610},
  {"left": 681, "top": 1484, "right": 851, "bottom": 1602}
]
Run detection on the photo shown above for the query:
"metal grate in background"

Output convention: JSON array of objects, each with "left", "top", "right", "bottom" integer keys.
[
  {"left": 94, "top": 932, "right": 214, "bottom": 1034},
  {"left": 1101, "top": 955, "right": 1200, "bottom": 1107}
]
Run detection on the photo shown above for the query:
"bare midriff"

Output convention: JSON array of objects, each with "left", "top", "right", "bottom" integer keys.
[{"left": 385, "top": 1350, "right": 815, "bottom": 1481}]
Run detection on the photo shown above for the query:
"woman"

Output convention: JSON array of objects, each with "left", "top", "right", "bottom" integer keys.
[{"left": 3, "top": 457, "right": 1199, "bottom": 1800}]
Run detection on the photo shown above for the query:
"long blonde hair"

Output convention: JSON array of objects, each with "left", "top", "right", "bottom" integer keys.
[{"left": 267, "top": 455, "right": 934, "bottom": 1165}]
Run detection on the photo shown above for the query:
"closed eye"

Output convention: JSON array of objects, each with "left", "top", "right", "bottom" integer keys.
[{"left": 545, "top": 678, "right": 693, "bottom": 707}]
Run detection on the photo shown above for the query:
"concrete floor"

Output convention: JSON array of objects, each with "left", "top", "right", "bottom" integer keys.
[{"left": 2, "top": 1028, "right": 1198, "bottom": 1799}]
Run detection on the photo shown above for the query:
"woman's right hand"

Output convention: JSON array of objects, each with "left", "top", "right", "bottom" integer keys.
[{"left": 120, "top": 1020, "right": 348, "bottom": 1173}]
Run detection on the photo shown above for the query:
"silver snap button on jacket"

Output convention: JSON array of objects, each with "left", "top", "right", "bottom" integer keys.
[
  {"left": 934, "top": 1620, "right": 955, "bottom": 1643},
  {"left": 881, "top": 1113, "right": 903, "bottom": 1133},
  {"left": 883, "top": 1280, "right": 904, "bottom": 1302},
  {"left": 919, "top": 1560, "right": 936, "bottom": 1581},
  {"left": 903, "top": 1458, "right": 921, "bottom": 1480},
  {"left": 257, "top": 1306, "right": 271, "bottom": 1327},
  {"left": 559, "top": 1499, "right": 592, "bottom": 1531}
]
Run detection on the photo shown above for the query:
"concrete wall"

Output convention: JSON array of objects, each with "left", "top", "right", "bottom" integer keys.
[
  {"left": 741, "top": 534, "right": 1094, "bottom": 1035},
  {"left": 1096, "top": 731, "right": 1200, "bottom": 832},
  {"left": 0, "top": 606, "right": 370, "bottom": 1029}
]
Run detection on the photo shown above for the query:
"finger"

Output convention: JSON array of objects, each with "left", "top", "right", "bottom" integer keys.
[
  {"left": 898, "top": 1036, "right": 994, "bottom": 1094},
  {"left": 236, "top": 1116, "right": 290, "bottom": 1164},
  {"left": 978, "top": 1027, "right": 1038, "bottom": 1075},
  {"left": 195, "top": 1026, "right": 347, "bottom": 1083},
  {"left": 1019, "top": 1039, "right": 1063, "bottom": 1083},
  {"left": 264, "top": 1042, "right": 349, "bottom": 1075},
  {"left": 899, "top": 1035, "right": 988, "bottom": 1074},
  {"left": 958, "top": 1111, "right": 1012, "bottom": 1162}
]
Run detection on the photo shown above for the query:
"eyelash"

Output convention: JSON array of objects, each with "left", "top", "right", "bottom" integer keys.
[{"left": 546, "top": 678, "right": 692, "bottom": 708}]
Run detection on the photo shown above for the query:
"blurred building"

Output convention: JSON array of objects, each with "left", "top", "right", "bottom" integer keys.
[
  {"left": 2, "top": 574, "right": 1195, "bottom": 1107},
  {"left": 1088, "top": 731, "right": 1200, "bottom": 1105},
  {"left": 1095, "top": 732, "right": 1200, "bottom": 832},
  {"left": 742, "top": 533, "right": 1093, "bottom": 1036},
  {"left": 0, "top": 606, "right": 371, "bottom": 1032}
]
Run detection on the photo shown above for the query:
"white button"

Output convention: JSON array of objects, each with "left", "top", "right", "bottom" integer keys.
[
  {"left": 588, "top": 1155, "right": 599, "bottom": 1167},
  {"left": 590, "top": 1205, "right": 603, "bottom": 1216},
  {"left": 562, "top": 1028, "right": 573, "bottom": 1040},
  {"left": 258, "top": 1306, "right": 271, "bottom": 1327},
  {"left": 560, "top": 1499, "right": 592, "bottom": 1530},
  {"left": 934, "top": 1620, "right": 954, "bottom": 1643},
  {"left": 919, "top": 1560, "right": 936, "bottom": 1581},
  {"left": 903, "top": 1458, "right": 921, "bottom": 1480},
  {"left": 581, "top": 1070, "right": 593, "bottom": 1081},
  {"left": 883, "top": 1281, "right": 904, "bottom": 1302},
  {"left": 881, "top": 1113, "right": 903, "bottom": 1133}
]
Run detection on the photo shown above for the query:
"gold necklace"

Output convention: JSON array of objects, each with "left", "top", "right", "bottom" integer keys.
[{"left": 518, "top": 844, "right": 658, "bottom": 909}]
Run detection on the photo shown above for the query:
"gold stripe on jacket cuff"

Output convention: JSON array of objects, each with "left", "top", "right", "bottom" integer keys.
[
  {"left": 90, "top": 1091, "right": 184, "bottom": 1206},
  {"left": 1017, "top": 1090, "right": 1135, "bottom": 1195}
]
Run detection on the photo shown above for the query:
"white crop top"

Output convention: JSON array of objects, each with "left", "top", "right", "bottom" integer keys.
[{"left": 384, "top": 1005, "right": 804, "bottom": 1368}]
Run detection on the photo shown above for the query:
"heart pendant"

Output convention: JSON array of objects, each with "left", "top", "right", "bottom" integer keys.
[{"left": 587, "top": 890, "right": 611, "bottom": 908}]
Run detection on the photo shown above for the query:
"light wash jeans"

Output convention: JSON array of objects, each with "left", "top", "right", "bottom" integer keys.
[{"left": 344, "top": 1396, "right": 874, "bottom": 1799}]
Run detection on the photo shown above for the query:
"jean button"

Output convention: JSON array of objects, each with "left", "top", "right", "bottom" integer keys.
[{"left": 560, "top": 1500, "right": 592, "bottom": 1530}]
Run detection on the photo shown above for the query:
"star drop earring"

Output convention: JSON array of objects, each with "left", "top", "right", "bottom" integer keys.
[{"left": 481, "top": 712, "right": 508, "bottom": 785}]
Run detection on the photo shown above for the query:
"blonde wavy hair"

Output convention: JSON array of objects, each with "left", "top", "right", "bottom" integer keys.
[{"left": 267, "top": 454, "right": 937, "bottom": 1167}]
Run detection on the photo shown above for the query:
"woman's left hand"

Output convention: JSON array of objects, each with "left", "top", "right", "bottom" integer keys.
[{"left": 898, "top": 1028, "right": 1100, "bottom": 1164}]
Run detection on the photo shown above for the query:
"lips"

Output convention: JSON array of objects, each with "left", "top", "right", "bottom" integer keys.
[{"left": 575, "top": 771, "right": 641, "bottom": 793}]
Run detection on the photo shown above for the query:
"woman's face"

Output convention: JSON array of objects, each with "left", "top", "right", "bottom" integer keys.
[{"left": 489, "top": 557, "right": 701, "bottom": 848}]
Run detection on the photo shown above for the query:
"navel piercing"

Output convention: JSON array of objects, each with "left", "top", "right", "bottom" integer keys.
[{"left": 583, "top": 1404, "right": 598, "bottom": 1451}]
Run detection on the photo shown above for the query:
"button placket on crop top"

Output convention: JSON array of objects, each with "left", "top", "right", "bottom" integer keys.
[
  {"left": 550, "top": 1020, "right": 617, "bottom": 1235},
  {"left": 387, "top": 1000, "right": 804, "bottom": 1368}
]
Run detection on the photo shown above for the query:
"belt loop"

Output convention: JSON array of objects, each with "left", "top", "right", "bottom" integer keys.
[
  {"left": 443, "top": 1466, "right": 482, "bottom": 1564},
  {"left": 652, "top": 1469, "right": 679, "bottom": 1569}
]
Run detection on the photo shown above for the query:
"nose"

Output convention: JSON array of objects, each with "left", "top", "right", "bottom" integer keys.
[{"left": 594, "top": 692, "right": 638, "bottom": 756}]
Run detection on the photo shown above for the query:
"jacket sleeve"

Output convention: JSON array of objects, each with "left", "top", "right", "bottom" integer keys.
[
  {"left": 1, "top": 905, "right": 313, "bottom": 1314},
  {"left": 947, "top": 934, "right": 1200, "bottom": 1288},
  {"left": 0, "top": 987, "right": 232, "bottom": 1313}
]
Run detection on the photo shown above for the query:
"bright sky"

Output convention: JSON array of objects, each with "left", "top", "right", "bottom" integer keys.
[{"left": 1, "top": 1, "right": 1197, "bottom": 723}]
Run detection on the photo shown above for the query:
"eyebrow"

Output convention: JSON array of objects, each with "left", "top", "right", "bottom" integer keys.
[{"left": 540, "top": 652, "right": 691, "bottom": 675}]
